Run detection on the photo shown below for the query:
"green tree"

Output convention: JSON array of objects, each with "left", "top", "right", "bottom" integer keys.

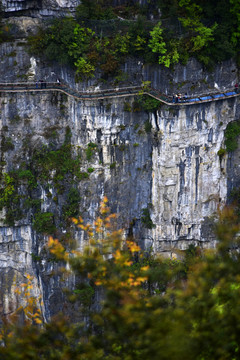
[
  {"left": 33, "top": 211, "right": 56, "bottom": 234},
  {"left": 148, "top": 22, "right": 168, "bottom": 64},
  {"left": 43, "top": 18, "right": 77, "bottom": 65},
  {"left": 76, "top": 0, "right": 115, "bottom": 20},
  {"left": 179, "top": 0, "right": 218, "bottom": 53},
  {"left": 230, "top": 0, "right": 240, "bottom": 45},
  {"left": 149, "top": 22, "right": 180, "bottom": 67},
  {"left": 74, "top": 57, "right": 95, "bottom": 81},
  {"left": 67, "top": 24, "right": 95, "bottom": 61},
  {"left": 113, "top": 33, "right": 130, "bottom": 55},
  {"left": 0, "top": 173, "right": 15, "bottom": 208},
  {"left": 224, "top": 120, "right": 240, "bottom": 152},
  {"left": 0, "top": 173, "right": 23, "bottom": 226}
]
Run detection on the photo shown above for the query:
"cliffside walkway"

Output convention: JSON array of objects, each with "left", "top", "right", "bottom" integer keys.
[{"left": 0, "top": 82, "right": 239, "bottom": 106}]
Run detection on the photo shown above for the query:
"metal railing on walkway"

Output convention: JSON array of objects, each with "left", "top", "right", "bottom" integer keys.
[{"left": 0, "top": 82, "right": 239, "bottom": 106}]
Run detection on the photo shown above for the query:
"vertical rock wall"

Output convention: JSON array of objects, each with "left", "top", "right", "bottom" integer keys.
[
  {"left": 151, "top": 98, "right": 238, "bottom": 253},
  {"left": 2, "top": 0, "right": 80, "bottom": 17},
  {"left": 0, "top": 33, "right": 239, "bottom": 318},
  {"left": 0, "top": 89, "right": 239, "bottom": 318},
  {"left": 0, "top": 91, "right": 153, "bottom": 319}
]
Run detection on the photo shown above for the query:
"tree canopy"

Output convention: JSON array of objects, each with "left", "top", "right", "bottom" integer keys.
[
  {"left": 1, "top": 200, "right": 240, "bottom": 359},
  {"left": 27, "top": 0, "right": 240, "bottom": 80}
]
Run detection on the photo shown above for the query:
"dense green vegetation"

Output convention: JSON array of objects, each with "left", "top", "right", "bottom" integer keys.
[
  {"left": 1, "top": 201, "right": 240, "bottom": 359},
  {"left": 141, "top": 207, "right": 155, "bottom": 229},
  {"left": 75, "top": 0, "right": 116, "bottom": 21},
  {"left": 33, "top": 211, "right": 56, "bottom": 234},
  {"left": 224, "top": 120, "right": 240, "bottom": 152},
  {"left": 28, "top": 14, "right": 153, "bottom": 79},
  {"left": 0, "top": 4, "right": 12, "bottom": 44},
  {"left": 149, "top": 0, "right": 240, "bottom": 67},
  {"left": 28, "top": 0, "right": 240, "bottom": 81},
  {"left": 0, "top": 128, "right": 94, "bottom": 231}
]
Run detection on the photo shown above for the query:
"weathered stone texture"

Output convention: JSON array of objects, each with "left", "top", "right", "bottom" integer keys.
[
  {"left": 2, "top": 0, "right": 80, "bottom": 17},
  {"left": 0, "top": 88, "right": 239, "bottom": 317},
  {"left": 0, "top": 34, "right": 239, "bottom": 318},
  {"left": 151, "top": 99, "right": 238, "bottom": 253}
]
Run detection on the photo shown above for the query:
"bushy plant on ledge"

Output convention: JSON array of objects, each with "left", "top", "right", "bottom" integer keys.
[
  {"left": 224, "top": 120, "right": 240, "bottom": 152},
  {"left": 33, "top": 211, "right": 56, "bottom": 234},
  {"left": 141, "top": 207, "right": 156, "bottom": 229}
]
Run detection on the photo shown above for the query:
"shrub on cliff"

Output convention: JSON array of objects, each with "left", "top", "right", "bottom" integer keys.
[
  {"left": 33, "top": 211, "right": 56, "bottom": 234},
  {"left": 224, "top": 120, "right": 240, "bottom": 152},
  {"left": 76, "top": 0, "right": 116, "bottom": 21}
]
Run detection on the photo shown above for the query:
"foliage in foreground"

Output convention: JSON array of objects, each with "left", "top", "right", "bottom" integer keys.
[{"left": 1, "top": 201, "right": 240, "bottom": 359}]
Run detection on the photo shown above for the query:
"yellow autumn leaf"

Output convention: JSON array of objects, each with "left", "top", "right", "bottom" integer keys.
[
  {"left": 127, "top": 241, "right": 141, "bottom": 253},
  {"left": 35, "top": 317, "right": 43, "bottom": 325},
  {"left": 95, "top": 280, "right": 102, "bottom": 286},
  {"left": 141, "top": 266, "right": 150, "bottom": 272},
  {"left": 114, "top": 249, "right": 122, "bottom": 261},
  {"left": 103, "top": 196, "right": 108, "bottom": 203},
  {"left": 124, "top": 260, "right": 133, "bottom": 266},
  {"left": 72, "top": 217, "right": 78, "bottom": 225},
  {"left": 136, "top": 276, "right": 147, "bottom": 282}
]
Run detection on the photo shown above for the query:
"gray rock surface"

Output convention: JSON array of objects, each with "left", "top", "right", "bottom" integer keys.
[
  {"left": 0, "top": 30, "right": 239, "bottom": 318},
  {"left": 2, "top": 0, "right": 80, "bottom": 17},
  {"left": 2, "top": 0, "right": 148, "bottom": 16},
  {"left": 0, "top": 89, "right": 239, "bottom": 318}
]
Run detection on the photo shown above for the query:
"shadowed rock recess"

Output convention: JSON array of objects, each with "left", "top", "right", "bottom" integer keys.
[{"left": 0, "top": 1, "right": 239, "bottom": 319}]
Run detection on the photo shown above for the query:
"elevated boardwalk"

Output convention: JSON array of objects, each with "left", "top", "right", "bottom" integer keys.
[{"left": 0, "top": 82, "right": 239, "bottom": 106}]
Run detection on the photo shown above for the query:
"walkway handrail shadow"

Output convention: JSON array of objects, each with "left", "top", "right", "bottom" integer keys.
[{"left": 0, "top": 82, "right": 239, "bottom": 106}]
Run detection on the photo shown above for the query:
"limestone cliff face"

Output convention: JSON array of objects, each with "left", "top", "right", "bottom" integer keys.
[
  {"left": 2, "top": 0, "right": 147, "bottom": 17},
  {"left": 151, "top": 99, "right": 239, "bottom": 253},
  {"left": 0, "top": 90, "right": 152, "bottom": 319},
  {"left": 0, "top": 90, "right": 239, "bottom": 319},
  {"left": 0, "top": 34, "right": 239, "bottom": 318},
  {"left": 2, "top": 0, "right": 80, "bottom": 17}
]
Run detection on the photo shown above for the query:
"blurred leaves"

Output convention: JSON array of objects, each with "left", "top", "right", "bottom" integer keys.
[{"left": 1, "top": 202, "right": 240, "bottom": 359}]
